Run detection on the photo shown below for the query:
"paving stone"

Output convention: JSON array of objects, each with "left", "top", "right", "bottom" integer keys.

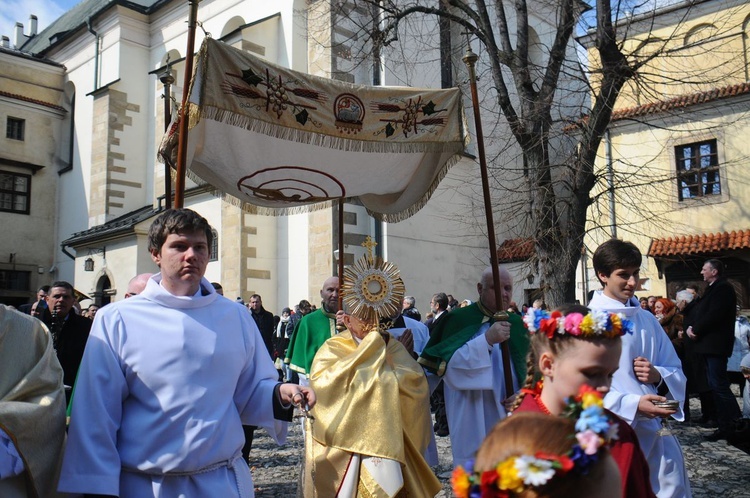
[{"left": 248, "top": 396, "right": 750, "bottom": 497}]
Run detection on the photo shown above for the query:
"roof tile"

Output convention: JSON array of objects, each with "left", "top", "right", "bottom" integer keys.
[
  {"left": 648, "top": 229, "right": 750, "bottom": 257},
  {"left": 497, "top": 238, "right": 534, "bottom": 262},
  {"left": 0, "top": 90, "right": 65, "bottom": 112}
]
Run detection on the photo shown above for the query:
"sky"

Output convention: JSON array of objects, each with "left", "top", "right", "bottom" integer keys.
[
  {"left": 0, "top": 0, "right": 77, "bottom": 46},
  {"left": 1, "top": 0, "right": 685, "bottom": 49}
]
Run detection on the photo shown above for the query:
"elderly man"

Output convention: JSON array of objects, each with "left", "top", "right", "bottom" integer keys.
[
  {"left": 419, "top": 267, "right": 529, "bottom": 465},
  {"left": 124, "top": 273, "right": 154, "bottom": 298},
  {"left": 424, "top": 292, "right": 448, "bottom": 330},
  {"left": 402, "top": 295, "right": 421, "bottom": 321},
  {"left": 304, "top": 252, "right": 441, "bottom": 498},
  {"left": 58, "top": 208, "right": 314, "bottom": 497},
  {"left": 285, "top": 276, "right": 342, "bottom": 385},
  {"left": 686, "top": 258, "right": 742, "bottom": 441}
]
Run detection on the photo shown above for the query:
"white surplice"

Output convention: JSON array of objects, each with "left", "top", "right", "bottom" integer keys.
[
  {"left": 589, "top": 291, "right": 691, "bottom": 498},
  {"left": 58, "top": 275, "right": 287, "bottom": 497},
  {"left": 443, "top": 321, "right": 516, "bottom": 466},
  {"left": 388, "top": 315, "right": 437, "bottom": 466}
]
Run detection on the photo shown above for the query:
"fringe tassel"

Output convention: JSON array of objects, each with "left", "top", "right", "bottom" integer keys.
[
  {"left": 199, "top": 105, "right": 465, "bottom": 155},
  {"left": 183, "top": 150, "right": 466, "bottom": 222},
  {"left": 369, "top": 151, "right": 464, "bottom": 223}
]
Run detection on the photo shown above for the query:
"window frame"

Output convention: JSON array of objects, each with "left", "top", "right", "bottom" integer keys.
[
  {"left": 674, "top": 138, "right": 721, "bottom": 202},
  {"left": 209, "top": 228, "right": 219, "bottom": 262},
  {"left": 0, "top": 170, "right": 31, "bottom": 215},
  {"left": 0, "top": 270, "right": 31, "bottom": 291},
  {"left": 6, "top": 117, "right": 25, "bottom": 141}
]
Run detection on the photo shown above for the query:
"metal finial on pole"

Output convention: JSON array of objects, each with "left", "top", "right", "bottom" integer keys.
[{"left": 462, "top": 34, "right": 514, "bottom": 400}]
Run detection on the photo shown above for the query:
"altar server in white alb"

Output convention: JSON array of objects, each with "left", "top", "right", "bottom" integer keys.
[
  {"left": 588, "top": 239, "right": 691, "bottom": 498},
  {"left": 58, "top": 208, "right": 315, "bottom": 498}
]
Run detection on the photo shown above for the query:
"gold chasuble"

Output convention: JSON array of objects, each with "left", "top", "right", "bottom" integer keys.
[{"left": 305, "top": 329, "right": 441, "bottom": 498}]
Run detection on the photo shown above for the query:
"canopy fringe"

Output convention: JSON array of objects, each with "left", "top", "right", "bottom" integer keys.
[{"left": 199, "top": 105, "right": 465, "bottom": 155}]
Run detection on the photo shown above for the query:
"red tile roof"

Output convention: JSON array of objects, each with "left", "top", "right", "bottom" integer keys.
[
  {"left": 611, "top": 81, "right": 750, "bottom": 122},
  {"left": 0, "top": 90, "right": 66, "bottom": 112},
  {"left": 564, "top": 81, "right": 750, "bottom": 132},
  {"left": 648, "top": 230, "right": 750, "bottom": 257},
  {"left": 497, "top": 238, "right": 534, "bottom": 262}
]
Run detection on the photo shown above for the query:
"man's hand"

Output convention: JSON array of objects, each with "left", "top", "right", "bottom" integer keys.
[
  {"left": 637, "top": 394, "right": 677, "bottom": 419},
  {"left": 279, "top": 384, "right": 317, "bottom": 410},
  {"left": 685, "top": 325, "right": 697, "bottom": 340},
  {"left": 335, "top": 310, "right": 345, "bottom": 327},
  {"left": 396, "top": 329, "right": 415, "bottom": 355},
  {"left": 633, "top": 356, "right": 661, "bottom": 384},
  {"left": 485, "top": 321, "right": 511, "bottom": 346}
]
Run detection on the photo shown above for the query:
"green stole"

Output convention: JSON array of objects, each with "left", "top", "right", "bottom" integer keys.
[
  {"left": 285, "top": 307, "right": 337, "bottom": 375},
  {"left": 418, "top": 302, "right": 529, "bottom": 383}
]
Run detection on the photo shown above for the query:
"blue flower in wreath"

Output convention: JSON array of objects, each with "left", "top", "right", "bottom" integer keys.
[{"left": 575, "top": 406, "right": 611, "bottom": 434}]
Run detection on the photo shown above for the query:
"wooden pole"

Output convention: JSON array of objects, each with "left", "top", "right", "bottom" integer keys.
[
  {"left": 463, "top": 44, "right": 514, "bottom": 399},
  {"left": 159, "top": 69, "right": 174, "bottom": 209},
  {"left": 338, "top": 198, "right": 345, "bottom": 310},
  {"left": 174, "top": 0, "right": 200, "bottom": 209}
]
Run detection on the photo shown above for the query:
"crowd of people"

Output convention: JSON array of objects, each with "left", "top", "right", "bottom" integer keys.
[{"left": 1, "top": 209, "right": 748, "bottom": 498}]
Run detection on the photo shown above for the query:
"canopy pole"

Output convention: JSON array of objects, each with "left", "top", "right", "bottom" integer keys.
[
  {"left": 338, "top": 198, "right": 345, "bottom": 310},
  {"left": 159, "top": 68, "right": 174, "bottom": 209},
  {"left": 174, "top": 0, "right": 200, "bottom": 209},
  {"left": 463, "top": 43, "right": 514, "bottom": 399}
]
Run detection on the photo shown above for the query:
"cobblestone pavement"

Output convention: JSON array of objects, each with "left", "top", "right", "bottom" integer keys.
[{"left": 249, "top": 396, "right": 750, "bottom": 497}]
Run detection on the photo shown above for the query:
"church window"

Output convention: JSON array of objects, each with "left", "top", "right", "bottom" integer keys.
[
  {"left": 675, "top": 139, "right": 720, "bottom": 201},
  {"left": 0, "top": 171, "right": 30, "bottom": 214},
  {"left": 6, "top": 117, "right": 25, "bottom": 141}
]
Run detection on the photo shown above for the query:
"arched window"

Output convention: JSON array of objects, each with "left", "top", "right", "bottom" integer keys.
[
  {"left": 684, "top": 24, "right": 718, "bottom": 46},
  {"left": 210, "top": 229, "right": 219, "bottom": 261}
]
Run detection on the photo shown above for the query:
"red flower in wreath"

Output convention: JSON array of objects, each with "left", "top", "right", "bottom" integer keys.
[{"left": 539, "top": 311, "right": 562, "bottom": 338}]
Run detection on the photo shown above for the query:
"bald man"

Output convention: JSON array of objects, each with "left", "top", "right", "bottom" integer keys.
[
  {"left": 419, "top": 267, "right": 530, "bottom": 466},
  {"left": 125, "top": 273, "right": 154, "bottom": 298},
  {"left": 285, "top": 276, "right": 342, "bottom": 386}
]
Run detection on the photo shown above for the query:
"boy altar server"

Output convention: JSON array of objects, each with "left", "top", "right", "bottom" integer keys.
[
  {"left": 589, "top": 239, "right": 690, "bottom": 498},
  {"left": 58, "top": 209, "right": 315, "bottom": 498}
]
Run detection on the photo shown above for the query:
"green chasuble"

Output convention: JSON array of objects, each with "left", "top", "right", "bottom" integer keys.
[
  {"left": 418, "top": 302, "right": 529, "bottom": 382},
  {"left": 285, "top": 308, "right": 337, "bottom": 375}
]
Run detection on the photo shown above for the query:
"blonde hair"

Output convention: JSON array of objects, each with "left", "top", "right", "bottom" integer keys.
[
  {"left": 510, "top": 304, "right": 621, "bottom": 411},
  {"left": 475, "top": 412, "right": 612, "bottom": 497}
]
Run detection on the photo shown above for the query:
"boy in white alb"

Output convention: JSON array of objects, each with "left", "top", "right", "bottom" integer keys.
[
  {"left": 58, "top": 209, "right": 315, "bottom": 498},
  {"left": 588, "top": 239, "right": 690, "bottom": 498}
]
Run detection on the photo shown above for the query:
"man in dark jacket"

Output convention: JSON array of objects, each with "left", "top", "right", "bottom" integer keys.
[
  {"left": 686, "top": 259, "right": 742, "bottom": 440},
  {"left": 43, "top": 281, "right": 92, "bottom": 404},
  {"left": 248, "top": 294, "right": 274, "bottom": 359},
  {"left": 243, "top": 293, "right": 275, "bottom": 460}
]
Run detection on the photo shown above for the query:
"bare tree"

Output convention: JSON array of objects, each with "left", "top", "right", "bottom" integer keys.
[{"left": 306, "top": 0, "right": 746, "bottom": 306}]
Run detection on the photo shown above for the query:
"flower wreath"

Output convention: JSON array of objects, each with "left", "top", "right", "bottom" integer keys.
[
  {"left": 451, "top": 385, "right": 618, "bottom": 498},
  {"left": 522, "top": 308, "right": 634, "bottom": 340}
]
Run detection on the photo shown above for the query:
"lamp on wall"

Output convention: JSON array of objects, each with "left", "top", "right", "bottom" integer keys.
[{"left": 84, "top": 247, "right": 106, "bottom": 272}]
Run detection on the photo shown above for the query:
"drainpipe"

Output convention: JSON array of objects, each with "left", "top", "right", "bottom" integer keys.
[
  {"left": 605, "top": 129, "right": 617, "bottom": 239},
  {"left": 61, "top": 244, "right": 76, "bottom": 260},
  {"left": 86, "top": 19, "right": 101, "bottom": 91}
]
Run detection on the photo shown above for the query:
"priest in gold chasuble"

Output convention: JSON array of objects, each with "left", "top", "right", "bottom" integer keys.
[{"left": 303, "top": 242, "right": 441, "bottom": 498}]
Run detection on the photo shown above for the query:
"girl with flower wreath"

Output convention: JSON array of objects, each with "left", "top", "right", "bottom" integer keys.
[
  {"left": 452, "top": 390, "right": 623, "bottom": 498},
  {"left": 510, "top": 304, "right": 656, "bottom": 498}
]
